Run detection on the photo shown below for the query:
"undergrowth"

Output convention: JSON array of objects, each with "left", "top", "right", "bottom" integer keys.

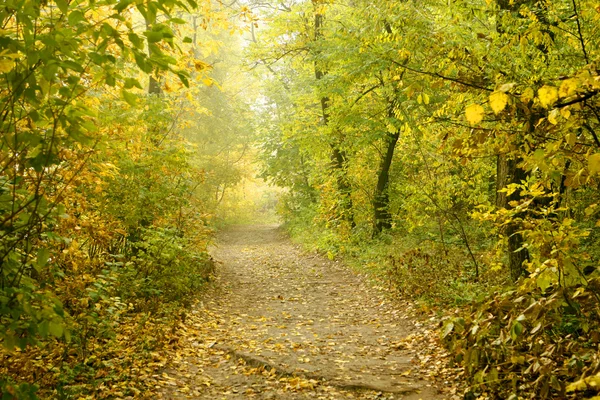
[
  {"left": 1, "top": 226, "right": 215, "bottom": 399},
  {"left": 282, "top": 207, "right": 505, "bottom": 309}
]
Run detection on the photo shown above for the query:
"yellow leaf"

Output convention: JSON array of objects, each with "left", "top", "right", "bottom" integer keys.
[
  {"left": 465, "top": 104, "right": 484, "bottom": 125},
  {"left": 566, "top": 132, "right": 576, "bottom": 147},
  {"left": 538, "top": 85, "right": 558, "bottom": 108},
  {"left": 497, "top": 82, "right": 515, "bottom": 92},
  {"left": 585, "top": 204, "right": 597, "bottom": 216},
  {"left": 559, "top": 78, "right": 578, "bottom": 98},
  {"left": 194, "top": 60, "right": 211, "bottom": 71},
  {"left": 489, "top": 91, "right": 508, "bottom": 114},
  {"left": 521, "top": 87, "right": 535, "bottom": 104},
  {"left": 547, "top": 109, "right": 559, "bottom": 125},
  {"left": 567, "top": 372, "right": 600, "bottom": 393},
  {"left": 589, "top": 153, "right": 600, "bottom": 175},
  {"left": 520, "top": 36, "right": 528, "bottom": 48}
]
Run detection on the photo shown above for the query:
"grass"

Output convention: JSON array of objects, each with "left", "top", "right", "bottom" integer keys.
[{"left": 281, "top": 213, "right": 507, "bottom": 310}]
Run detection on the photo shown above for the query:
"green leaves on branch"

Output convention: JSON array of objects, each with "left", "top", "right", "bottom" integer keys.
[
  {"left": 0, "top": 0, "right": 198, "bottom": 358},
  {"left": 253, "top": 0, "right": 600, "bottom": 398}
]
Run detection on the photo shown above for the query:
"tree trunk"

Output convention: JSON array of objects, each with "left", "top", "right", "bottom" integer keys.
[
  {"left": 373, "top": 103, "right": 400, "bottom": 234},
  {"left": 494, "top": 0, "right": 541, "bottom": 281},
  {"left": 497, "top": 155, "right": 529, "bottom": 281},
  {"left": 372, "top": 21, "right": 400, "bottom": 235},
  {"left": 313, "top": 3, "right": 354, "bottom": 226}
]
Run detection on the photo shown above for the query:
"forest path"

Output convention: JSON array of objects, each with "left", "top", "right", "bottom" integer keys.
[{"left": 158, "top": 225, "right": 449, "bottom": 399}]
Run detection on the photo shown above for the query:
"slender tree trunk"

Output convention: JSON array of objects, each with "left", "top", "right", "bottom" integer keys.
[
  {"left": 496, "top": 155, "right": 529, "bottom": 280},
  {"left": 494, "top": 0, "right": 539, "bottom": 281},
  {"left": 373, "top": 102, "right": 400, "bottom": 234},
  {"left": 313, "top": 2, "right": 354, "bottom": 226},
  {"left": 372, "top": 21, "right": 401, "bottom": 235}
]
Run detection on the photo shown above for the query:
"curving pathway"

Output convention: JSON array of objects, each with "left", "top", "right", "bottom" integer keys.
[{"left": 157, "top": 225, "right": 449, "bottom": 399}]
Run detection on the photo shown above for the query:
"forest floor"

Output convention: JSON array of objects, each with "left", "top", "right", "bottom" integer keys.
[{"left": 155, "top": 225, "right": 459, "bottom": 399}]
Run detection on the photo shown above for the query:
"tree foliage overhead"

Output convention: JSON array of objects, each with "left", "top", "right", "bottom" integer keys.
[
  {"left": 249, "top": 0, "right": 600, "bottom": 398},
  {"left": 3, "top": 0, "right": 600, "bottom": 397},
  {"left": 0, "top": 0, "right": 259, "bottom": 397}
]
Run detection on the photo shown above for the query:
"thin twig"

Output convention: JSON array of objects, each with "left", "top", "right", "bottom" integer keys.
[{"left": 571, "top": 0, "right": 589, "bottom": 64}]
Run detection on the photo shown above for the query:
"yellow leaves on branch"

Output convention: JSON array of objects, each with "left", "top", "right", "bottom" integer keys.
[
  {"left": 465, "top": 89, "right": 512, "bottom": 124},
  {"left": 417, "top": 93, "right": 430, "bottom": 105},
  {"left": 538, "top": 85, "right": 558, "bottom": 108},
  {"left": 464, "top": 80, "right": 581, "bottom": 127},
  {"left": 547, "top": 109, "right": 560, "bottom": 125},
  {"left": 559, "top": 78, "right": 578, "bottom": 98},
  {"left": 465, "top": 104, "right": 484, "bottom": 125},
  {"left": 194, "top": 60, "right": 212, "bottom": 72},
  {"left": 489, "top": 91, "right": 509, "bottom": 114}
]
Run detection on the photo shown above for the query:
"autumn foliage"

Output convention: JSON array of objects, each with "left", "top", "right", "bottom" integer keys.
[
  {"left": 4, "top": 0, "right": 600, "bottom": 398},
  {"left": 250, "top": 0, "right": 600, "bottom": 398},
  {"left": 0, "top": 0, "right": 254, "bottom": 397}
]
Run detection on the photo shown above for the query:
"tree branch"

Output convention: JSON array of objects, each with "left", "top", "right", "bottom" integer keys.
[
  {"left": 555, "top": 90, "right": 598, "bottom": 108},
  {"left": 583, "top": 123, "right": 600, "bottom": 148},
  {"left": 571, "top": 0, "right": 589, "bottom": 64},
  {"left": 387, "top": 59, "right": 493, "bottom": 92},
  {"left": 351, "top": 84, "right": 382, "bottom": 108}
]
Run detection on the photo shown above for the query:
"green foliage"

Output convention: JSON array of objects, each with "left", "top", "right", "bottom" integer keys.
[
  {"left": 118, "top": 226, "right": 214, "bottom": 306},
  {"left": 251, "top": 0, "right": 600, "bottom": 398},
  {"left": 0, "top": 0, "right": 196, "bottom": 353},
  {"left": 0, "top": 378, "right": 38, "bottom": 400},
  {"left": 0, "top": 0, "right": 256, "bottom": 397}
]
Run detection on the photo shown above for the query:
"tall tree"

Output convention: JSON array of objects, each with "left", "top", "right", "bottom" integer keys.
[{"left": 312, "top": 0, "right": 355, "bottom": 226}]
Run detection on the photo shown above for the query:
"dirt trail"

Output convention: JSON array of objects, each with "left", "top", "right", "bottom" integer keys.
[{"left": 158, "top": 225, "right": 448, "bottom": 399}]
